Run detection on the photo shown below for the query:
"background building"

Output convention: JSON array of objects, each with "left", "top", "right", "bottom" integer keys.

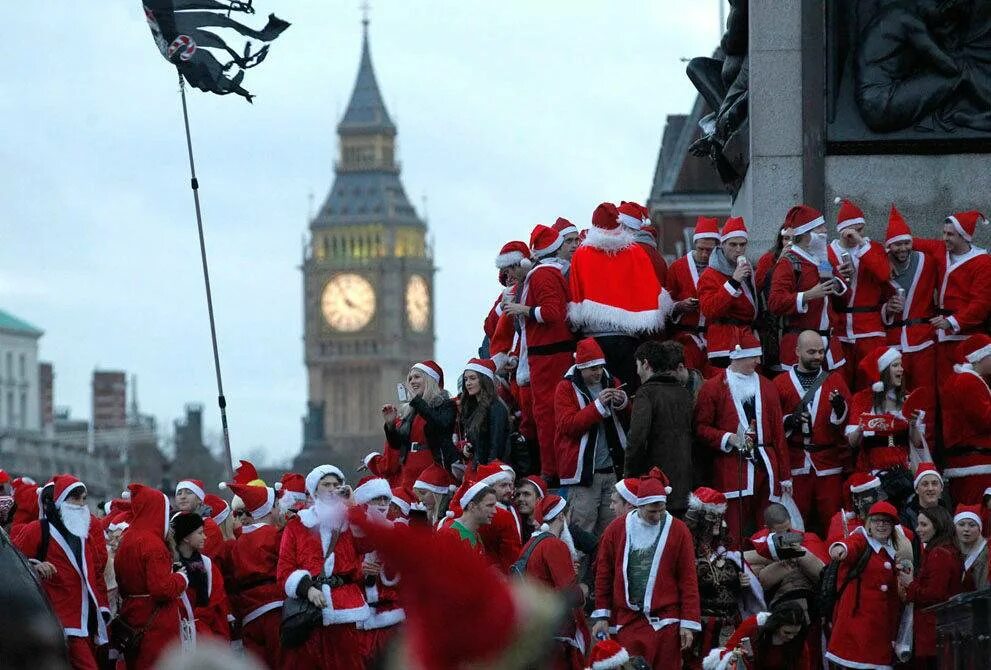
[
  {"left": 0, "top": 309, "right": 42, "bottom": 432},
  {"left": 92, "top": 370, "right": 126, "bottom": 430}
]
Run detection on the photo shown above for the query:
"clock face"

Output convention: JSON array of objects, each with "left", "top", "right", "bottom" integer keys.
[
  {"left": 321, "top": 273, "right": 376, "bottom": 332},
  {"left": 405, "top": 274, "right": 430, "bottom": 332}
]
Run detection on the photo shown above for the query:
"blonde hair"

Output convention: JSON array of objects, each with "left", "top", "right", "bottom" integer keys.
[{"left": 401, "top": 367, "right": 442, "bottom": 418}]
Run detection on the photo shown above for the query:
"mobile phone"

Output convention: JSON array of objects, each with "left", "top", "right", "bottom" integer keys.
[
  {"left": 740, "top": 637, "right": 753, "bottom": 657},
  {"left": 397, "top": 383, "right": 410, "bottom": 403},
  {"left": 840, "top": 251, "right": 852, "bottom": 266}
]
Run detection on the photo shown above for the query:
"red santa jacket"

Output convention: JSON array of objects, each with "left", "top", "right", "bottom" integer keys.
[
  {"left": 484, "top": 293, "right": 503, "bottom": 341},
  {"left": 666, "top": 253, "right": 707, "bottom": 348},
  {"left": 768, "top": 247, "right": 847, "bottom": 370},
  {"left": 202, "top": 517, "right": 224, "bottom": 558},
  {"left": 773, "top": 367, "right": 851, "bottom": 477},
  {"left": 276, "top": 511, "right": 370, "bottom": 626},
  {"left": 638, "top": 240, "right": 668, "bottom": 286},
  {"left": 882, "top": 249, "right": 939, "bottom": 353},
  {"left": 553, "top": 367, "right": 629, "bottom": 487},
  {"left": 478, "top": 503, "right": 523, "bottom": 574},
  {"left": 592, "top": 511, "right": 701, "bottom": 632},
  {"left": 184, "top": 553, "right": 231, "bottom": 639},
  {"left": 698, "top": 264, "right": 759, "bottom": 359},
  {"left": 14, "top": 517, "right": 111, "bottom": 643},
  {"left": 755, "top": 250, "right": 777, "bottom": 295},
  {"left": 229, "top": 522, "right": 284, "bottom": 626},
  {"left": 826, "top": 527, "right": 904, "bottom": 670},
  {"left": 517, "top": 259, "right": 573, "bottom": 385},
  {"left": 846, "top": 387, "right": 933, "bottom": 473},
  {"left": 704, "top": 612, "right": 811, "bottom": 670},
  {"left": 905, "top": 543, "right": 963, "bottom": 658},
  {"left": 694, "top": 370, "right": 791, "bottom": 498},
  {"left": 914, "top": 238, "right": 991, "bottom": 343},
  {"left": 940, "top": 366, "right": 991, "bottom": 481},
  {"left": 522, "top": 531, "right": 588, "bottom": 652},
  {"left": 827, "top": 239, "right": 891, "bottom": 341},
  {"left": 352, "top": 524, "right": 405, "bottom": 630}
]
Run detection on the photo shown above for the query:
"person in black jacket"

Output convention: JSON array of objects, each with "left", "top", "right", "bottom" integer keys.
[{"left": 458, "top": 358, "right": 510, "bottom": 466}]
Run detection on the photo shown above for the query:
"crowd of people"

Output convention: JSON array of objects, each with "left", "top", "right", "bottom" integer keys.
[{"left": 1, "top": 198, "right": 990, "bottom": 670}]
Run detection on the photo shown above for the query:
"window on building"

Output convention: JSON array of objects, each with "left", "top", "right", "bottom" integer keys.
[
  {"left": 5, "top": 352, "right": 11, "bottom": 380},
  {"left": 18, "top": 392, "right": 25, "bottom": 428},
  {"left": 18, "top": 354, "right": 25, "bottom": 380},
  {"left": 6, "top": 392, "right": 12, "bottom": 428}
]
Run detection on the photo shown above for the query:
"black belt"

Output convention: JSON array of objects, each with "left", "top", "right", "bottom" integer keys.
[
  {"left": 409, "top": 442, "right": 428, "bottom": 453},
  {"left": 594, "top": 467, "right": 614, "bottom": 475},
  {"left": 785, "top": 327, "right": 830, "bottom": 336},
  {"left": 712, "top": 318, "right": 757, "bottom": 328},
  {"left": 672, "top": 323, "right": 706, "bottom": 334},
  {"left": 527, "top": 340, "right": 575, "bottom": 357},
  {"left": 945, "top": 444, "right": 991, "bottom": 457},
  {"left": 836, "top": 305, "right": 880, "bottom": 314},
  {"left": 803, "top": 444, "right": 836, "bottom": 453},
  {"left": 889, "top": 317, "right": 932, "bottom": 328},
  {"left": 316, "top": 574, "right": 357, "bottom": 589},
  {"left": 938, "top": 308, "right": 953, "bottom": 317}
]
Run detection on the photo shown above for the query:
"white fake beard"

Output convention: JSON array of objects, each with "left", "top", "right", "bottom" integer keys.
[
  {"left": 726, "top": 369, "right": 758, "bottom": 404},
  {"left": 368, "top": 504, "right": 390, "bottom": 520},
  {"left": 628, "top": 514, "right": 662, "bottom": 551},
  {"left": 313, "top": 495, "right": 346, "bottom": 531},
  {"left": 809, "top": 232, "right": 828, "bottom": 262},
  {"left": 560, "top": 523, "right": 579, "bottom": 562},
  {"left": 59, "top": 502, "right": 92, "bottom": 539}
]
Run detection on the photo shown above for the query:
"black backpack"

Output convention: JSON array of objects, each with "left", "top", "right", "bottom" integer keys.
[
  {"left": 510, "top": 534, "right": 548, "bottom": 578},
  {"left": 818, "top": 542, "right": 872, "bottom": 624}
]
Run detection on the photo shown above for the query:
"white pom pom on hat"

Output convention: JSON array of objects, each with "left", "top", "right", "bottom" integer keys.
[
  {"left": 273, "top": 482, "right": 283, "bottom": 491},
  {"left": 218, "top": 481, "right": 228, "bottom": 490}
]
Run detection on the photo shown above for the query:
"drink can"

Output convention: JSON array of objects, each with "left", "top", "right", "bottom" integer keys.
[{"left": 737, "top": 255, "right": 748, "bottom": 268}]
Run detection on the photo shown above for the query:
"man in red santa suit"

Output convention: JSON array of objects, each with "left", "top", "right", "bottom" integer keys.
[
  {"left": 474, "top": 462, "right": 524, "bottom": 573},
  {"left": 225, "top": 479, "right": 285, "bottom": 669},
  {"left": 501, "top": 223, "right": 575, "bottom": 483},
  {"left": 698, "top": 216, "right": 760, "bottom": 369},
  {"left": 568, "top": 202, "right": 673, "bottom": 391},
  {"left": 768, "top": 204, "right": 849, "bottom": 374},
  {"left": 621, "top": 200, "right": 668, "bottom": 285},
  {"left": 911, "top": 210, "right": 991, "bottom": 379},
  {"left": 519, "top": 494, "right": 589, "bottom": 670},
  {"left": 694, "top": 333, "right": 792, "bottom": 547},
  {"left": 14, "top": 475, "right": 110, "bottom": 670},
  {"left": 484, "top": 240, "right": 532, "bottom": 345},
  {"left": 773, "top": 329, "right": 851, "bottom": 534},
  {"left": 113, "top": 483, "right": 189, "bottom": 669},
  {"left": 174, "top": 477, "right": 224, "bottom": 556},
  {"left": 277, "top": 464, "right": 371, "bottom": 668},
  {"left": 828, "top": 199, "right": 892, "bottom": 390},
  {"left": 880, "top": 205, "right": 939, "bottom": 391},
  {"left": 667, "top": 215, "right": 721, "bottom": 373},
  {"left": 941, "top": 335, "right": 991, "bottom": 504},
  {"left": 592, "top": 468, "right": 700, "bottom": 668},
  {"left": 611, "top": 477, "right": 641, "bottom": 518},
  {"left": 553, "top": 216, "right": 582, "bottom": 264}
]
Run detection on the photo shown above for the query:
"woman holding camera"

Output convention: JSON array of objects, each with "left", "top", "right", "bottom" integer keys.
[
  {"left": 702, "top": 600, "right": 810, "bottom": 670},
  {"left": 457, "top": 358, "right": 510, "bottom": 468}
]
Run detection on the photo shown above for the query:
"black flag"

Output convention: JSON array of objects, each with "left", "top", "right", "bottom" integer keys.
[{"left": 143, "top": 0, "right": 289, "bottom": 101}]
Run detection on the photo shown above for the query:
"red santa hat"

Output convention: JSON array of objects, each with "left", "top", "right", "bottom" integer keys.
[
  {"left": 222, "top": 459, "right": 265, "bottom": 488},
  {"left": 529, "top": 224, "right": 563, "bottom": 259},
  {"left": 591, "top": 202, "right": 620, "bottom": 231},
  {"left": 957, "top": 334, "right": 991, "bottom": 365},
  {"left": 533, "top": 494, "right": 567, "bottom": 532},
  {"left": 913, "top": 462, "right": 942, "bottom": 490},
  {"left": 637, "top": 467, "right": 672, "bottom": 505},
  {"left": 12, "top": 476, "right": 36, "bottom": 492},
  {"left": 524, "top": 475, "right": 548, "bottom": 499},
  {"left": 574, "top": 337, "right": 607, "bottom": 369},
  {"left": 693, "top": 216, "right": 721, "bottom": 242},
  {"left": 588, "top": 639, "right": 630, "bottom": 669},
  {"left": 277, "top": 472, "right": 308, "bottom": 509},
  {"left": 175, "top": 478, "right": 206, "bottom": 502},
  {"left": 304, "top": 464, "right": 346, "bottom": 498},
  {"left": 412, "top": 360, "right": 444, "bottom": 389},
  {"left": 226, "top": 482, "right": 275, "bottom": 519},
  {"left": 391, "top": 486, "right": 415, "bottom": 517},
  {"left": 475, "top": 462, "right": 513, "bottom": 488},
  {"left": 413, "top": 464, "right": 455, "bottom": 495},
  {"left": 617, "top": 201, "right": 647, "bottom": 231},
  {"left": 954, "top": 504, "right": 983, "bottom": 529},
  {"left": 867, "top": 501, "right": 899, "bottom": 522},
  {"left": 945, "top": 210, "right": 988, "bottom": 242},
  {"left": 860, "top": 346, "right": 902, "bottom": 393},
  {"left": 847, "top": 472, "right": 882, "bottom": 495},
  {"left": 0, "top": 469, "right": 10, "bottom": 485},
  {"left": 553, "top": 216, "right": 578, "bottom": 238},
  {"left": 50, "top": 474, "right": 85, "bottom": 508},
  {"left": 834, "top": 197, "right": 865, "bottom": 231},
  {"left": 354, "top": 476, "right": 393, "bottom": 505},
  {"left": 719, "top": 216, "right": 748, "bottom": 242},
  {"left": 464, "top": 357, "right": 497, "bottom": 381},
  {"left": 202, "top": 493, "right": 231, "bottom": 525},
  {"left": 885, "top": 205, "right": 912, "bottom": 247},
  {"left": 784, "top": 204, "right": 826, "bottom": 237},
  {"left": 729, "top": 331, "right": 762, "bottom": 360},
  {"left": 13, "top": 479, "right": 39, "bottom": 521},
  {"left": 688, "top": 486, "right": 728, "bottom": 515},
  {"left": 614, "top": 477, "right": 640, "bottom": 507},
  {"left": 453, "top": 478, "right": 491, "bottom": 514},
  {"left": 495, "top": 240, "right": 532, "bottom": 270}
]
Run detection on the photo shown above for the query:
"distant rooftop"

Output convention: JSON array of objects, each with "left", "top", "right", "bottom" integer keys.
[{"left": 0, "top": 309, "right": 43, "bottom": 338}]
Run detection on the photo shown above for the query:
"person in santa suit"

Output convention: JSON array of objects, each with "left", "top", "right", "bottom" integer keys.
[
  {"left": 611, "top": 477, "right": 640, "bottom": 519},
  {"left": 667, "top": 216, "right": 721, "bottom": 373},
  {"left": 825, "top": 472, "right": 884, "bottom": 544},
  {"left": 694, "top": 332, "right": 792, "bottom": 547},
  {"left": 410, "top": 463, "right": 454, "bottom": 528},
  {"left": 586, "top": 638, "right": 641, "bottom": 669},
  {"left": 13, "top": 475, "right": 110, "bottom": 670},
  {"left": 768, "top": 204, "right": 849, "bottom": 374},
  {"left": 455, "top": 357, "right": 510, "bottom": 467},
  {"left": 622, "top": 200, "right": 668, "bottom": 285},
  {"left": 845, "top": 346, "right": 932, "bottom": 473},
  {"left": 224, "top": 479, "right": 285, "bottom": 669},
  {"left": 940, "top": 334, "right": 991, "bottom": 504},
  {"left": 174, "top": 478, "right": 223, "bottom": 557},
  {"left": 773, "top": 329, "right": 851, "bottom": 534},
  {"left": 592, "top": 468, "right": 701, "bottom": 668},
  {"left": 910, "top": 210, "right": 991, "bottom": 379},
  {"left": 499, "top": 223, "right": 575, "bottom": 482},
  {"left": 698, "top": 216, "right": 761, "bottom": 369},
  {"left": 277, "top": 464, "right": 371, "bottom": 669},
  {"left": 955, "top": 504, "right": 989, "bottom": 592},
  {"left": 880, "top": 205, "right": 939, "bottom": 391},
  {"left": 702, "top": 601, "right": 811, "bottom": 670},
  {"left": 553, "top": 216, "right": 582, "bottom": 264},
  {"left": 826, "top": 501, "right": 911, "bottom": 670},
  {"left": 825, "top": 199, "right": 892, "bottom": 390},
  {"left": 512, "top": 474, "right": 547, "bottom": 544},
  {"left": 484, "top": 240, "right": 532, "bottom": 347},
  {"left": 276, "top": 473, "right": 309, "bottom": 516},
  {"left": 900, "top": 462, "right": 950, "bottom": 538},
  {"left": 113, "top": 483, "right": 189, "bottom": 670},
  {"left": 474, "top": 462, "right": 523, "bottom": 573},
  {"left": 568, "top": 202, "right": 673, "bottom": 392},
  {"left": 438, "top": 479, "right": 498, "bottom": 555},
  {"left": 9, "top": 475, "right": 38, "bottom": 539},
  {"left": 754, "top": 223, "right": 795, "bottom": 375},
  {"left": 171, "top": 512, "right": 230, "bottom": 641},
  {"left": 554, "top": 337, "right": 629, "bottom": 539},
  {"left": 519, "top": 494, "right": 589, "bottom": 670}
]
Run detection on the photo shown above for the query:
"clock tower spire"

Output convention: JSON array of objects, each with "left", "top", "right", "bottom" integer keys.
[{"left": 296, "top": 16, "right": 435, "bottom": 475}]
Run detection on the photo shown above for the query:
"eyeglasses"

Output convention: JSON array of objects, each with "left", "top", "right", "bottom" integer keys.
[
  {"left": 233, "top": 509, "right": 246, "bottom": 518},
  {"left": 870, "top": 518, "right": 893, "bottom": 526}
]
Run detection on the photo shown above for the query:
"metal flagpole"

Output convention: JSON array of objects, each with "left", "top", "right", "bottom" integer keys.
[{"left": 177, "top": 72, "right": 235, "bottom": 480}]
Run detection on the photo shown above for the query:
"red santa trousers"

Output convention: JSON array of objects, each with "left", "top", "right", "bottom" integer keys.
[
  {"left": 901, "top": 346, "right": 937, "bottom": 393},
  {"left": 949, "top": 474, "right": 991, "bottom": 506},
  {"left": 66, "top": 637, "right": 99, "bottom": 670},
  {"left": 841, "top": 337, "right": 886, "bottom": 391},
  {"left": 936, "top": 341, "right": 962, "bottom": 382},
  {"left": 282, "top": 624, "right": 370, "bottom": 669},
  {"left": 723, "top": 470, "right": 770, "bottom": 550},
  {"left": 242, "top": 610, "right": 282, "bottom": 669},
  {"left": 365, "top": 624, "right": 400, "bottom": 661},
  {"left": 616, "top": 619, "right": 681, "bottom": 668},
  {"left": 528, "top": 351, "right": 575, "bottom": 479},
  {"left": 516, "top": 383, "right": 537, "bottom": 442},
  {"left": 791, "top": 472, "right": 843, "bottom": 537}
]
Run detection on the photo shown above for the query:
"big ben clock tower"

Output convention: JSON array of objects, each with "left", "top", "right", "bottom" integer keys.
[{"left": 295, "top": 17, "right": 435, "bottom": 474}]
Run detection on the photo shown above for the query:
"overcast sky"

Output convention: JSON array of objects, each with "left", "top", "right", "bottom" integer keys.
[{"left": 1, "top": 1, "right": 723, "bottom": 466}]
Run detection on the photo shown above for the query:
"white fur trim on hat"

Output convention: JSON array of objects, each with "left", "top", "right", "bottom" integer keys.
[
  {"left": 966, "top": 344, "right": 991, "bottom": 364},
  {"left": 55, "top": 481, "right": 85, "bottom": 507},
  {"left": 575, "top": 357, "right": 606, "bottom": 370},
  {"left": 954, "top": 511, "right": 982, "bottom": 527},
  {"left": 305, "top": 465, "right": 345, "bottom": 497},
  {"left": 592, "top": 647, "right": 630, "bottom": 669},
  {"left": 176, "top": 480, "right": 206, "bottom": 501},
  {"left": 946, "top": 215, "right": 972, "bottom": 242},
  {"left": 638, "top": 493, "right": 667, "bottom": 505},
  {"left": 465, "top": 362, "right": 495, "bottom": 380},
  {"left": 479, "top": 470, "right": 512, "bottom": 488},
  {"left": 353, "top": 478, "right": 392, "bottom": 505},
  {"left": 693, "top": 230, "right": 721, "bottom": 242},
  {"left": 792, "top": 216, "right": 825, "bottom": 237},
  {"left": 877, "top": 348, "right": 901, "bottom": 374},
  {"left": 411, "top": 363, "right": 441, "bottom": 384},
  {"left": 756, "top": 611, "right": 771, "bottom": 627},
  {"left": 391, "top": 495, "right": 411, "bottom": 516},
  {"left": 495, "top": 250, "right": 529, "bottom": 269},
  {"left": 850, "top": 476, "right": 881, "bottom": 493},
  {"left": 687, "top": 491, "right": 727, "bottom": 515},
  {"left": 837, "top": 217, "right": 865, "bottom": 231},
  {"left": 719, "top": 230, "right": 748, "bottom": 242},
  {"left": 617, "top": 212, "right": 644, "bottom": 231},
  {"left": 248, "top": 487, "right": 276, "bottom": 519},
  {"left": 412, "top": 478, "right": 449, "bottom": 495},
  {"left": 615, "top": 480, "right": 638, "bottom": 507},
  {"left": 729, "top": 345, "right": 762, "bottom": 360},
  {"left": 532, "top": 233, "right": 564, "bottom": 258},
  {"left": 702, "top": 647, "right": 734, "bottom": 670},
  {"left": 362, "top": 452, "right": 381, "bottom": 469},
  {"left": 557, "top": 222, "right": 579, "bottom": 237},
  {"left": 885, "top": 234, "right": 912, "bottom": 247},
  {"left": 459, "top": 481, "right": 491, "bottom": 510},
  {"left": 541, "top": 498, "right": 567, "bottom": 524},
  {"left": 914, "top": 470, "right": 943, "bottom": 490}
]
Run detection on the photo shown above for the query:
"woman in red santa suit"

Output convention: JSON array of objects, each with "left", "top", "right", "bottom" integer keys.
[
  {"left": 171, "top": 512, "right": 231, "bottom": 641},
  {"left": 277, "top": 464, "right": 371, "bottom": 669},
  {"left": 845, "top": 346, "right": 932, "bottom": 473},
  {"left": 702, "top": 600, "right": 810, "bottom": 670},
  {"left": 114, "top": 483, "right": 189, "bottom": 670},
  {"left": 955, "top": 505, "right": 989, "bottom": 592},
  {"left": 826, "top": 501, "right": 911, "bottom": 670}
]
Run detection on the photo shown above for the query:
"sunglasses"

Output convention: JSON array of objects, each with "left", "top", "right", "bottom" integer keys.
[{"left": 233, "top": 509, "right": 247, "bottom": 518}]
